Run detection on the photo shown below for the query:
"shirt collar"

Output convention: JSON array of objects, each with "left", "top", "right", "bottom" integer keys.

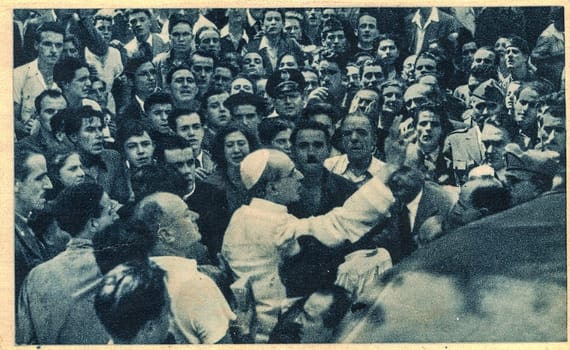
[
  {"left": 412, "top": 8, "right": 439, "bottom": 27},
  {"left": 407, "top": 188, "right": 423, "bottom": 212},
  {"left": 66, "top": 238, "right": 94, "bottom": 250},
  {"left": 196, "top": 150, "right": 204, "bottom": 165},
  {"left": 135, "top": 94, "right": 145, "bottom": 112},
  {"left": 249, "top": 197, "right": 289, "bottom": 213},
  {"left": 220, "top": 25, "right": 249, "bottom": 43},
  {"left": 247, "top": 10, "right": 257, "bottom": 27},
  {"left": 258, "top": 36, "right": 270, "bottom": 50}
]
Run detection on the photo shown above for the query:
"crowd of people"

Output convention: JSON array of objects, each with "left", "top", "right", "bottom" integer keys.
[{"left": 13, "top": 6, "right": 565, "bottom": 344}]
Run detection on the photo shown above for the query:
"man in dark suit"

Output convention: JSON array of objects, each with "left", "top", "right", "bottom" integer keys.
[
  {"left": 403, "top": 7, "right": 460, "bottom": 55},
  {"left": 156, "top": 135, "right": 230, "bottom": 261},
  {"left": 124, "top": 9, "right": 169, "bottom": 60},
  {"left": 380, "top": 166, "right": 456, "bottom": 263},
  {"left": 281, "top": 120, "right": 358, "bottom": 297},
  {"left": 14, "top": 146, "right": 53, "bottom": 299}
]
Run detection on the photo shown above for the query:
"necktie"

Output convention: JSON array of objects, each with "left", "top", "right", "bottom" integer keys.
[
  {"left": 195, "top": 158, "right": 201, "bottom": 169},
  {"left": 398, "top": 205, "right": 416, "bottom": 257},
  {"left": 138, "top": 41, "right": 152, "bottom": 60}
]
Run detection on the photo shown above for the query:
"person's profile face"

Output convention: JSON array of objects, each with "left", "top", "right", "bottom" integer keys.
[{"left": 294, "top": 292, "right": 334, "bottom": 343}]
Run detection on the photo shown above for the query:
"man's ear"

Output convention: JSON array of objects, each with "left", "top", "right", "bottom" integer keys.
[
  {"left": 88, "top": 217, "right": 100, "bottom": 233},
  {"left": 157, "top": 226, "right": 175, "bottom": 243},
  {"left": 68, "top": 132, "right": 78, "bottom": 143}
]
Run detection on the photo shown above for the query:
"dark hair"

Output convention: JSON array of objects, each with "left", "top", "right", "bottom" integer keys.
[
  {"left": 200, "top": 87, "right": 229, "bottom": 116},
  {"left": 15, "top": 145, "right": 42, "bottom": 182},
  {"left": 262, "top": 8, "right": 284, "bottom": 22},
  {"left": 116, "top": 119, "right": 151, "bottom": 150},
  {"left": 470, "top": 182, "right": 511, "bottom": 214},
  {"left": 124, "top": 56, "right": 154, "bottom": 80},
  {"left": 168, "top": 108, "right": 203, "bottom": 132},
  {"left": 469, "top": 64, "right": 497, "bottom": 81},
  {"left": 130, "top": 164, "right": 186, "bottom": 201},
  {"left": 507, "top": 35, "right": 530, "bottom": 56},
  {"left": 302, "top": 102, "right": 339, "bottom": 125},
  {"left": 64, "top": 34, "right": 80, "bottom": 50},
  {"left": 53, "top": 183, "right": 104, "bottom": 236},
  {"left": 124, "top": 8, "right": 152, "bottom": 19},
  {"left": 320, "top": 52, "right": 346, "bottom": 72},
  {"left": 277, "top": 51, "right": 305, "bottom": 70},
  {"left": 155, "top": 134, "right": 192, "bottom": 163},
  {"left": 50, "top": 108, "right": 70, "bottom": 135},
  {"left": 359, "top": 57, "right": 384, "bottom": 79},
  {"left": 93, "top": 220, "right": 157, "bottom": 274},
  {"left": 63, "top": 106, "right": 104, "bottom": 137},
  {"left": 291, "top": 119, "right": 331, "bottom": 146},
  {"left": 313, "top": 285, "right": 351, "bottom": 329},
  {"left": 35, "top": 22, "right": 65, "bottom": 43},
  {"left": 515, "top": 80, "right": 554, "bottom": 99},
  {"left": 168, "top": 13, "right": 193, "bottom": 34},
  {"left": 34, "top": 89, "right": 65, "bottom": 116},
  {"left": 412, "top": 105, "right": 453, "bottom": 147},
  {"left": 143, "top": 92, "right": 173, "bottom": 112},
  {"left": 53, "top": 57, "right": 88, "bottom": 86},
  {"left": 165, "top": 63, "right": 192, "bottom": 85},
  {"left": 538, "top": 91, "right": 566, "bottom": 121},
  {"left": 387, "top": 165, "right": 425, "bottom": 203},
  {"left": 94, "top": 260, "right": 167, "bottom": 343},
  {"left": 216, "top": 60, "right": 239, "bottom": 78},
  {"left": 258, "top": 117, "right": 294, "bottom": 146},
  {"left": 321, "top": 17, "right": 345, "bottom": 41},
  {"left": 45, "top": 150, "right": 80, "bottom": 196},
  {"left": 190, "top": 49, "right": 216, "bottom": 66},
  {"left": 211, "top": 121, "right": 259, "bottom": 169}
]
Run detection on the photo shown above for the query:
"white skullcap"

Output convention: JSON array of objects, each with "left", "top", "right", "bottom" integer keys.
[{"left": 240, "top": 149, "right": 271, "bottom": 190}]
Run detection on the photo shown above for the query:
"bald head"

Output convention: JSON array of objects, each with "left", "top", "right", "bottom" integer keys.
[{"left": 134, "top": 192, "right": 202, "bottom": 257}]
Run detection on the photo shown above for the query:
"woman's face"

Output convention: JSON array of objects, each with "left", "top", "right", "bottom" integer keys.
[
  {"left": 224, "top": 131, "right": 251, "bottom": 168},
  {"left": 278, "top": 55, "right": 299, "bottom": 70},
  {"left": 59, "top": 153, "right": 85, "bottom": 187}
]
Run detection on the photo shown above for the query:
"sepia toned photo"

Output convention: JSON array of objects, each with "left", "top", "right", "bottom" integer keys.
[{"left": 8, "top": 3, "right": 567, "bottom": 347}]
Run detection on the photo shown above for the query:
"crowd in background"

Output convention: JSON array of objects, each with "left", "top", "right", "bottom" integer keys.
[{"left": 14, "top": 6, "right": 565, "bottom": 344}]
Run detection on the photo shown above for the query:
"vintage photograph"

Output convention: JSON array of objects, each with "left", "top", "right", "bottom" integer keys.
[{"left": 11, "top": 5, "right": 566, "bottom": 346}]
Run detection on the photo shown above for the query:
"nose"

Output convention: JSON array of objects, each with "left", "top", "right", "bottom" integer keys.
[
  {"left": 77, "top": 167, "right": 85, "bottom": 178},
  {"left": 181, "top": 163, "right": 193, "bottom": 176},
  {"left": 43, "top": 176, "right": 53, "bottom": 189},
  {"left": 232, "top": 144, "right": 241, "bottom": 152},
  {"left": 486, "top": 144, "right": 494, "bottom": 154},
  {"left": 295, "top": 169, "right": 304, "bottom": 181}
]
